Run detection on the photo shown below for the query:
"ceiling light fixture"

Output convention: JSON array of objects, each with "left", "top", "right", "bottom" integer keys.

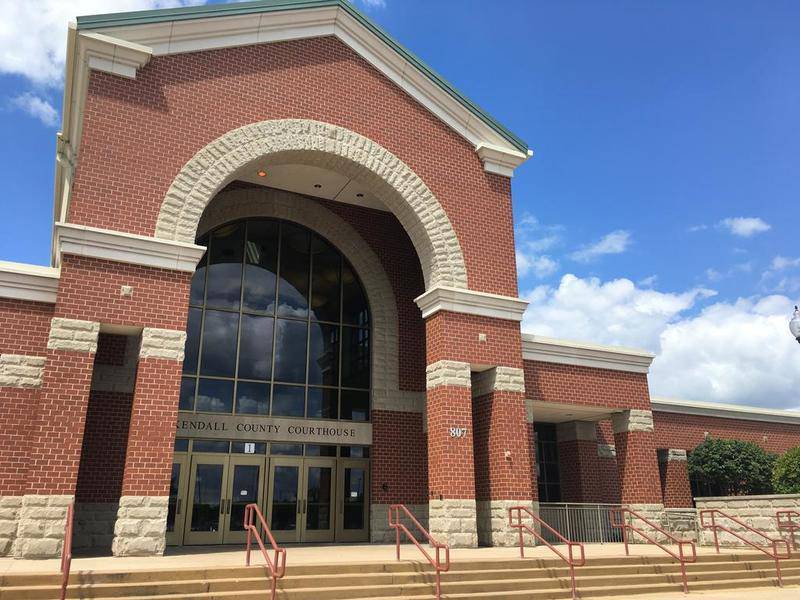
[
  {"left": 314, "top": 184, "right": 322, "bottom": 189},
  {"left": 356, "top": 193, "right": 364, "bottom": 198},
  {"left": 257, "top": 170, "right": 267, "bottom": 178}
]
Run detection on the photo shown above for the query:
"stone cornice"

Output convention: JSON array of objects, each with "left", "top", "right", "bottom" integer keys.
[
  {"left": 415, "top": 286, "right": 528, "bottom": 321},
  {"left": 80, "top": 31, "right": 152, "bottom": 79},
  {"left": 521, "top": 334, "right": 654, "bottom": 374},
  {"left": 56, "top": 222, "right": 206, "bottom": 272},
  {"left": 0, "top": 261, "right": 59, "bottom": 304},
  {"left": 651, "top": 396, "right": 800, "bottom": 426},
  {"left": 475, "top": 143, "right": 531, "bottom": 178}
]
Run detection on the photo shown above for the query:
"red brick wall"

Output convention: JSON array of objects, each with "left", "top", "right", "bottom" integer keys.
[
  {"left": 473, "top": 391, "right": 534, "bottom": 501},
  {"left": 427, "top": 386, "right": 476, "bottom": 500},
  {"left": 526, "top": 422, "right": 539, "bottom": 502},
  {"left": 75, "top": 390, "right": 133, "bottom": 503},
  {"left": 658, "top": 454, "right": 693, "bottom": 508},
  {"left": 653, "top": 411, "right": 800, "bottom": 454},
  {"left": 613, "top": 429, "right": 663, "bottom": 505},
  {"left": 69, "top": 36, "right": 518, "bottom": 296},
  {"left": 371, "top": 410, "right": 427, "bottom": 504},
  {"left": 56, "top": 255, "right": 191, "bottom": 329},
  {"left": 121, "top": 358, "right": 183, "bottom": 497},
  {"left": 0, "top": 388, "right": 39, "bottom": 496},
  {"left": 556, "top": 439, "right": 598, "bottom": 503},
  {"left": 95, "top": 333, "right": 127, "bottom": 366},
  {"left": 0, "top": 298, "right": 54, "bottom": 354},
  {"left": 426, "top": 312, "right": 522, "bottom": 367},
  {"left": 0, "top": 299, "right": 54, "bottom": 496},
  {"left": 524, "top": 361, "right": 650, "bottom": 410}
]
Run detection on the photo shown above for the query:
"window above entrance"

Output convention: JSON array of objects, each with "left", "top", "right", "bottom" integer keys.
[{"left": 180, "top": 219, "right": 371, "bottom": 423}]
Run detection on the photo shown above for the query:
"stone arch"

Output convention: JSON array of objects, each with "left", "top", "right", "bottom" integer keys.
[
  {"left": 197, "top": 186, "right": 422, "bottom": 413},
  {"left": 156, "top": 119, "right": 467, "bottom": 290}
]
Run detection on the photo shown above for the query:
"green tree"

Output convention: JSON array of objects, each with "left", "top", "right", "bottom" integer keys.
[
  {"left": 688, "top": 437, "right": 776, "bottom": 496},
  {"left": 773, "top": 447, "right": 800, "bottom": 494}
]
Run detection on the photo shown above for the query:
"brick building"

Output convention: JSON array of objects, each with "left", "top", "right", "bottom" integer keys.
[{"left": 0, "top": 0, "right": 798, "bottom": 558}]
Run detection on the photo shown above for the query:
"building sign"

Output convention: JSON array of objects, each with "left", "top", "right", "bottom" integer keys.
[{"left": 176, "top": 412, "right": 372, "bottom": 446}]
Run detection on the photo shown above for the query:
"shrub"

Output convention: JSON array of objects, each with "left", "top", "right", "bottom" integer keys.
[
  {"left": 688, "top": 437, "right": 776, "bottom": 496},
  {"left": 773, "top": 447, "right": 800, "bottom": 494}
]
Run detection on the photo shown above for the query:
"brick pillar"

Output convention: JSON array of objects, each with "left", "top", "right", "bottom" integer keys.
[
  {"left": 556, "top": 421, "right": 599, "bottom": 503},
  {"left": 658, "top": 449, "right": 693, "bottom": 508},
  {"left": 15, "top": 318, "right": 99, "bottom": 558},
  {"left": 472, "top": 367, "right": 535, "bottom": 546},
  {"left": 612, "top": 409, "right": 664, "bottom": 527},
  {"left": 426, "top": 360, "right": 478, "bottom": 547},
  {"left": 0, "top": 354, "right": 46, "bottom": 556},
  {"left": 112, "top": 328, "right": 186, "bottom": 557}
]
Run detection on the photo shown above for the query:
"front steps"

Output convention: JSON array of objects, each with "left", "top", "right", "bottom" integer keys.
[{"left": 2, "top": 553, "right": 800, "bottom": 599}]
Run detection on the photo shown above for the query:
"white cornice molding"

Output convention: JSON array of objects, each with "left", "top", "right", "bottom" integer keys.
[
  {"left": 476, "top": 143, "right": 532, "bottom": 178},
  {"left": 415, "top": 286, "right": 529, "bottom": 321},
  {"left": 56, "top": 222, "right": 205, "bottom": 272},
  {"left": 0, "top": 261, "right": 59, "bottom": 304},
  {"left": 83, "top": 6, "right": 529, "bottom": 175},
  {"left": 80, "top": 31, "right": 152, "bottom": 79},
  {"left": 651, "top": 396, "right": 800, "bottom": 426},
  {"left": 522, "top": 334, "right": 654, "bottom": 374}
]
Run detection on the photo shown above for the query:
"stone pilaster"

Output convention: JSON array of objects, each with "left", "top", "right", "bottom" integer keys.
[
  {"left": 12, "top": 495, "right": 74, "bottom": 559},
  {"left": 425, "top": 360, "right": 477, "bottom": 547},
  {"left": 111, "top": 496, "right": 168, "bottom": 556},
  {"left": 113, "top": 327, "right": 186, "bottom": 557}
]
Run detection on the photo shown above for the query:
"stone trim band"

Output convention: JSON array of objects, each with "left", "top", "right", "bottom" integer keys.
[
  {"left": 426, "top": 360, "right": 471, "bottom": 390},
  {"left": 0, "top": 354, "right": 46, "bottom": 388},
  {"left": 47, "top": 318, "right": 100, "bottom": 353},
  {"left": 140, "top": 328, "right": 187, "bottom": 361},
  {"left": 471, "top": 366, "right": 525, "bottom": 398},
  {"left": 612, "top": 409, "right": 655, "bottom": 434}
]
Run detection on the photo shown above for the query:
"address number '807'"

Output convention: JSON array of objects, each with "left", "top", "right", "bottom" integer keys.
[{"left": 449, "top": 427, "right": 468, "bottom": 438}]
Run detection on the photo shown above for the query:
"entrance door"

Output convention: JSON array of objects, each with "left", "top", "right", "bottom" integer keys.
[
  {"left": 336, "top": 458, "right": 370, "bottom": 542},
  {"left": 166, "top": 454, "right": 189, "bottom": 546},
  {"left": 183, "top": 454, "right": 228, "bottom": 545},
  {"left": 301, "top": 458, "right": 336, "bottom": 543},
  {"left": 267, "top": 457, "right": 303, "bottom": 543},
  {"left": 222, "top": 455, "right": 265, "bottom": 544}
]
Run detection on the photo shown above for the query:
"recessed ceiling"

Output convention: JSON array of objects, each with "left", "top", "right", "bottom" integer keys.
[
  {"left": 529, "top": 400, "right": 620, "bottom": 424},
  {"left": 238, "top": 164, "right": 388, "bottom": 212}
]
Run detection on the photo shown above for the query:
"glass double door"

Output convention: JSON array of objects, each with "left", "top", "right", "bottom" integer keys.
[
  {"left": 167, "top": 454, "right": 369, "bottom": 545},
  {"left": 266, "top": 458, "right": 370, "bottom": 543}
]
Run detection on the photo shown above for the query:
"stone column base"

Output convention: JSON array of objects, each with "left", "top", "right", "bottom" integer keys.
[
  {"left": 370, "top": 503, "right": 429, "bottom": 543},
  {"left": 428, "top": 499, "right": 478, "bottom": 548},
  {"left": 477, "top": 499, "right": 538, "bottom": 547},
  {"left": 111, "top": 496, "right": 168, "bottom": 556},
  {"left": 12, "top": 495, "right": 74, "bottom": 559},
  {"left": 0, "top": 496, "right": 23, "bottom": 556},
  {"left": 74, "top": 502, "right": 119, "bottom": 552},
  {"left": 625, "top": 503, "right": 668, "bottom": 544}
]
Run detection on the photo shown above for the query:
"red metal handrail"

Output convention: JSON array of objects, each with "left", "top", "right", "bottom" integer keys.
[
  {"left": 610, "top": 507, "right": 696, "bottom": 594},
  {"left": 508, "top": 505, "right": 585, "bottom": 600},
  {"left": 60, "top": 503, "right": 74, "bottom": 600},
  {"left": 244, "top": 503, "right": 287, "bottom": 600},
  {"left": 776, "top": 510, "right": 800, "bottom": 553},
  {"left": 700, "top": 509, "right": 790, "bottom": 586},
  {"left": 388, "top": 504, "right": 450, "bottom": 600}
]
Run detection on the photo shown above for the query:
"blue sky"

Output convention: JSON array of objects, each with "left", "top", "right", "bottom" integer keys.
[{"left": 1, "top": 0, "right": 798, "bottom": 408}]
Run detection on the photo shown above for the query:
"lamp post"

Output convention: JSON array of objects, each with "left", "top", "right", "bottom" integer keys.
[{"left": 791, "top": 306, "right": 800, "bottom": 344}]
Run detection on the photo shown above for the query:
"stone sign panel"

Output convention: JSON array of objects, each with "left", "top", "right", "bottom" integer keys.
[{"left": 176, "top": 412, "right": 372, "bottom": 446}]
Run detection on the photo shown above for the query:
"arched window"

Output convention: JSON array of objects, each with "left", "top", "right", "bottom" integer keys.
[{"left": 179, "top": 219, "right": 371, "bottom": 422}]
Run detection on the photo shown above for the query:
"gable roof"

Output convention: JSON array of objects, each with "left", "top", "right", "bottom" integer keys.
[{"left": 74, "top": 0, "right": 528, "bottom": 156}]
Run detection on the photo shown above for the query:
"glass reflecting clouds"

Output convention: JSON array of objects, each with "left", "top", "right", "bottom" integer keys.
[{"left": 181, "top": 218, "right": 370, "bottom": 420}]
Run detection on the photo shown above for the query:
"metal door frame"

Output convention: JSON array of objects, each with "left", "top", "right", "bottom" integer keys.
[
  {"left": 222, "top": 455, "right": 267, "bottom": 544},
  {"left": 183, "top": 453, "right": 229, "bottom": 545},
  {"left": 335, "top": 458, "right": 370, "bottom": 542},
  {"left": 166, "top": 454, "right": 190, "bottom": 546}
]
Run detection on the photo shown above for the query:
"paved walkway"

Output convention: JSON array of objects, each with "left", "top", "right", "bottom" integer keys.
[{"left": 0, "top": 542, "right": 767, "bottom": 574}]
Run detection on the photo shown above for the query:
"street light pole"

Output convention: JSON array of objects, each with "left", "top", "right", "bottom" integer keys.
[{"left": 791, "top": 306, "right": 800, "bottom": 344}]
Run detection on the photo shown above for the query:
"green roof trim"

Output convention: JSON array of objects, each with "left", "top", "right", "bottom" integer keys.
[{"left": 75, "top": 0, "right": 528, "bottom": 153}]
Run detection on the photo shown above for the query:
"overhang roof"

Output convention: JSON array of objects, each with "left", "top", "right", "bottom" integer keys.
[{"left": 74, "top": 0, "right": 528, "bottom": 155}]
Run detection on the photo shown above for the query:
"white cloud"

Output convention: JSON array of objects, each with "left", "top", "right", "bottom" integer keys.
[
  {"left": 718, "top": 217, "right": 771, "bottom": 238},
  {"left": 638, "top": 275, "right": 658, "bottom": 287},
  {"left": 515, "top": 214, "right": 563, "bottom": 280},
  {"left": 569, "top": 230, "right": 631, "bottom": 263},
  {"left": 355, "top": 0, "right": 386, "bottom": 7},
  {"left": 522, "top": 274, "right": 800, "bottom": 409},
  {"left": 771, "top": 256, "right": 800, "bottom": 271},
  {"left": 517, "top": 254, "right": 558, "bottom": 279},
  {"left": 9, "top": 92, "right": 58, "bottom": 125},
  {"left": 0, "top": 1, "right": 205, "bottom": 86}
]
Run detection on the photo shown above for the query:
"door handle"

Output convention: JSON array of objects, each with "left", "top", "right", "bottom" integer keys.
[{"left": 176, "top": 499, "right": 182, "bottom": 515}]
